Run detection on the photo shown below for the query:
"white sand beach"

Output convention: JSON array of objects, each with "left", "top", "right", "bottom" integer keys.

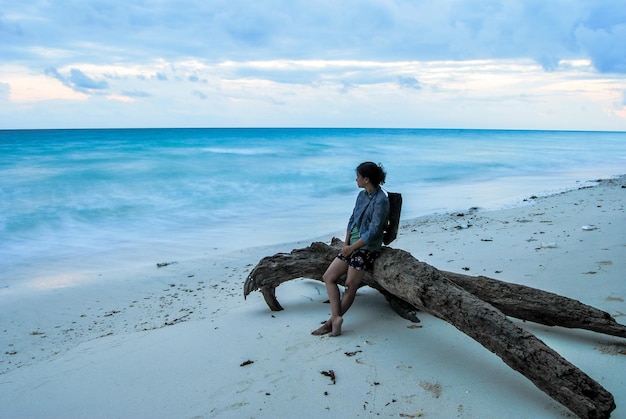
[{"left": 1, "top": 177, "right": 625, "bottom": 418}]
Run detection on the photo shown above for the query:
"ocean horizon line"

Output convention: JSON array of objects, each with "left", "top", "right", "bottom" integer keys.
[{"left": 2, "top": 126, "right": 626, "bottom": 134}]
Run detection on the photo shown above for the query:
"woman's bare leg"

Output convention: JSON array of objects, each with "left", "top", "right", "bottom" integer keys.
[
  {"left": 312, "top": 258, "right": 367, "bottom": 336},
  {"left": 312, "top": 258, "right": 348, "bottom": 335},
  {"left": 328, "top": 267, "right": 366, "bottom": 336}
]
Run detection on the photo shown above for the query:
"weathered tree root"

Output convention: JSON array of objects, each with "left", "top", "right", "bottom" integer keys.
[{"left": 244, "top": 239, "right": 622, "bottom": 418}]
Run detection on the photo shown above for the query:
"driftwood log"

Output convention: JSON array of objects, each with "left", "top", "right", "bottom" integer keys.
[{"left": 244, "top": 238, "right": 624, "bottom": 419}]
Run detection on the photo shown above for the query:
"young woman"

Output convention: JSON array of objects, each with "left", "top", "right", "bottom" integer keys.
[{"left": 312, "top": 162, "right": 390, "bottom": 337}]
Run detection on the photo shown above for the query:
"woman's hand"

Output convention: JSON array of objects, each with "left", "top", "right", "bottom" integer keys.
[{"left": 341, "top": 245, "right": 355, "bottom": 258}]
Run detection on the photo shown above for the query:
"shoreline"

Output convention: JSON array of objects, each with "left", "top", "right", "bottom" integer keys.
[{"left": 1, "top": 176, "right": 625, "bottom": 418}]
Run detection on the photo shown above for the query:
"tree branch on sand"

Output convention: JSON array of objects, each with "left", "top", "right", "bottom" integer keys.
[{"left": 244, "top": 238, "right": 623, "bottom": 419}]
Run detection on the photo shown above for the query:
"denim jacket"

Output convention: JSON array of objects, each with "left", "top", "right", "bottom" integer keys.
[{"left": 347, "top": 187, "right": 390, "bottom": 250}]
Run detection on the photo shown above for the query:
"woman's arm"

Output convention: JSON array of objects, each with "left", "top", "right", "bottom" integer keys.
[{"left": 342, "top": 237, "right": 365, "bottom": 257}]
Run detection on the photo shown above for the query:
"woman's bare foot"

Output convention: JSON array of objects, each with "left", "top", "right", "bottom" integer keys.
[
  {"left": 329, "top": 316, "right": 343, "bottom": 337},
  {"left": 312, "top": 321, "right": 332, "bottom": 336}
]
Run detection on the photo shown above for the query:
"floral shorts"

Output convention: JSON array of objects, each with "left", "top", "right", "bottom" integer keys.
[{"left": 337, "top": 248, "right": 380, "bottom": 272}]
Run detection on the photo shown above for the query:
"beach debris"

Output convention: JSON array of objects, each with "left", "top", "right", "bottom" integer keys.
[
  {"left": 540, "top": 242, "right": 558, "bottom": 248},
  {"left": 582, "top": 225, "right": 597, "bottom": 231},
  {"left": 420, "top": 381, "right": 442, "bottom": 398},
  {"left": 239, "top": 359, "right": 254, "bottom": 367},
  {"left": 399, "top": 411, "right": 424, "bottom": 418},
  {"left": 156, "top": 261, "right": 178, "bottom": 268},
  {"left": 344, "top": 350, "right": 362, "bottom": 357},
  {"left": 245, "top": 238, "right": 625, "bottom": 419},
  {"left": 5, "top": 351, "right": 17, "bottom": 355},
  {"left": 454, "top": 223, "right": 470, "bottom": 229},
  {"left": 320, "top": 369, "right": 336, "bottom": 384},
  {"left": 164, "top": 312, "right": 191, "bottom": 326}
]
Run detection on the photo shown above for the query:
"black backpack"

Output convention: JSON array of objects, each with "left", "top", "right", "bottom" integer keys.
[{"left": 383, "top": 191, "right": 402, "bottom": 245}]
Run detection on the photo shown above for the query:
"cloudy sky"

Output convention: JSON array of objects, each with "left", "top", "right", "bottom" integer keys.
[{"left": 1, "top": 0, "right": 625, "bottom": 130}]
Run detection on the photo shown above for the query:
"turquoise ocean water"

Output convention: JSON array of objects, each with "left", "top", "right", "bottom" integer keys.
[{"left": 1, "top": 128, "right": 625, "bottom": 291}]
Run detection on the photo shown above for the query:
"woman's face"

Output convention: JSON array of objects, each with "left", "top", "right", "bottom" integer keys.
[{"left": 356, "top": 172, "right": 368, "bottom": 188}]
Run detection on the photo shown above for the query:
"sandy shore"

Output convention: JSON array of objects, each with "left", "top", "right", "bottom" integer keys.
[{"left": 1, "top": 176, "right": 625, "bottom": 418}]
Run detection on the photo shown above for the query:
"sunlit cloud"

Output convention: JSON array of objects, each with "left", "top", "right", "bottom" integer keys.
[
  {"left": 0, "top": 66, "right": 88, "bottom": 102},
  {"left": 106, "top": 94, "right": 135, "bottom": 102}
]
